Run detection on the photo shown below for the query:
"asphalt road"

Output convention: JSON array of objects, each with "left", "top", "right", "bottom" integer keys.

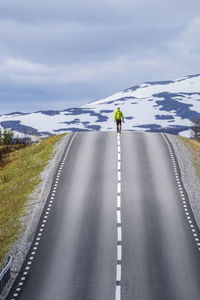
[{"left": 6, "top": 132, "right": 200, "bottom": 300}]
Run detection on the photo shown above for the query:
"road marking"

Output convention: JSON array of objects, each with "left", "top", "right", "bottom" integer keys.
[
  {"left": 117, "top": 211, "right": 121, "bottom": 224},
  {"left": 118, "top": 161, "right": 121, "bottom": 170},
  {"left": 162, "top": 133, "right": 200, "bottom": 252},
  {"left": 116, "top": 264, "right": 121, "bottom": 281},
  {"left": 117, "top": 245, "right": 122, "bottom": 261},
  {"left": 21, "top": 277, "right": 26, "bottom": 281},
  {"left": 117, "top": 226, "right": 122, "bottom": 242},
  {"left": 117, "top": 195, "right": 121, "bottom": 208},
  {"left": 118, "top": 171, "right": 121, "bottom": 182},
  {"left": 115, "top": 286, "right": 121, "bottom": 300},
  {"left": 10, "top": 133, "right": 78, "bottom": 299},
  {"left": 116, "top": 133, "right": 122, "bottom": 300},
  {"left": 117, "top": 182, "right": 121, "bottom": 194}
]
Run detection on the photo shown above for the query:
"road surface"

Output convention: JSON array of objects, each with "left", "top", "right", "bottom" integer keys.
[{"left": 7, "top": 132, "right": 200, "bottom": 300}]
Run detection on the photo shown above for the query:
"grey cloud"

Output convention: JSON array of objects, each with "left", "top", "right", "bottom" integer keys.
[
  {"left": 0, "top": 0, "right": 199, "bottom": 24},
  {"left": 0, "top": 18, "right": 187, "bottom": 66}
]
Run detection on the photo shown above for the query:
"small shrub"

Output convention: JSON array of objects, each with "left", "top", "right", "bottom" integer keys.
[
  {"left": 3, "top": 128, "right": 14, "bottom": 145},
  {"left": 193, "top": 117, "right": 200, "bottom": 141},
  {"left": 0, "top": 129, "right": 3, "bottom": 145}
]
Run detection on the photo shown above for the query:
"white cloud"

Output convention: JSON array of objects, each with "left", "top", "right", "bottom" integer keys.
[
  {"left": 0, "top": 55, "right": 170, "bottom": 86},
  {"left": 2, "top": 57, "right": 53, "bottom": 73},
  {"left": 169, "top": 17, "right": 200, "bottom": 56},
  {"left": 163, "top": 16, "right": 200, "bottom": 76}
]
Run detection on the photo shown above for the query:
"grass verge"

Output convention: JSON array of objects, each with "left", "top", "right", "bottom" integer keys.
[
  {"left": 180, "top": 137, "right": 200, "bottom": 179},
  {"left": 0, "top": 134, "right": 65, "bottom": 269}
]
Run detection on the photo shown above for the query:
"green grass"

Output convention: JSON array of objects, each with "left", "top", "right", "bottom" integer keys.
[
  {"left": 180, "top": 137, "right": 200, "bottom": 179},
  {"left": 0, "top": 134, "right": 65, "bottom": 268}
]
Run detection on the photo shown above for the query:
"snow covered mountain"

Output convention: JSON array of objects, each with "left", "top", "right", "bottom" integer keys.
[{"left": 1, "top": 74, "right": 200, "bottom": 138}]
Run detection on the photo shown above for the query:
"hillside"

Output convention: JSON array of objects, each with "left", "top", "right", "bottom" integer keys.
[{"left": 0, "top": 74, "right": 200, "bottom": 138}]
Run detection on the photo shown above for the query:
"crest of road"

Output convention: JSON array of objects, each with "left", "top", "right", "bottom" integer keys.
[{"left": 7, "top": 132, "right": 200, "bottom": 300}]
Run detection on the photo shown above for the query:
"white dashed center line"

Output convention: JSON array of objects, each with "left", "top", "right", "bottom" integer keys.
[
  {"left": 118, "top": 161, "right": 121, "bottom": 171},
  {"left": 117, "top": 210, "right": 121, "bottom": 224},
  {"left": 115, "top": 132, "right": 122, "bottom": 300}
]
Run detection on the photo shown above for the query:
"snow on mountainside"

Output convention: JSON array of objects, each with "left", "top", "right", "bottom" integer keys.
[{"left": 0, "top": 74, "right": 200, "bottom": 138}]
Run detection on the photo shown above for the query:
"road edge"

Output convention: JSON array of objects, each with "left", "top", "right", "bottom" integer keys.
[
  {"left": 165, "top": 133, "right": 200, "bottom": 231},
  {"left": 0, "top": 133, "right": 74, "bottom": 300}
]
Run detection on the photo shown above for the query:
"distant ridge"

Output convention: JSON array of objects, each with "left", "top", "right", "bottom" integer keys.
[{"left": 0, "top": 74, "right": 200, "bottom": 138}]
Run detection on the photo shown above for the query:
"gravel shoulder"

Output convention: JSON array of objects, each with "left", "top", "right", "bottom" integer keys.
[
  {"left": 167, "top": 133, "right": 200, "bottom": 229},
  {"left": 0, "top": 133, "right": 73, "bottom": 300}
]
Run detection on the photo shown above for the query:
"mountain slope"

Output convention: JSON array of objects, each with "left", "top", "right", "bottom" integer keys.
[{"left": 0, "top": 74, "right": 200, "bottom": 138}]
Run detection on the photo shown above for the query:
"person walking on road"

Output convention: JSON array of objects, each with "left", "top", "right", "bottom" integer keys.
[{"left": 114, "top": 107, "right": 124, "bottom": 133}]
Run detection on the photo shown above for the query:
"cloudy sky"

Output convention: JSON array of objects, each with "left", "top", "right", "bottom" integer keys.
[{"left": 0, "top": 0, "right": 200, "bottom": 113}]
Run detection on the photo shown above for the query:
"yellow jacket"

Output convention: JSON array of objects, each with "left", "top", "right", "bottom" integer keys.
[{"left": 114, "top": 110, "right": 124, "bottom": 121}]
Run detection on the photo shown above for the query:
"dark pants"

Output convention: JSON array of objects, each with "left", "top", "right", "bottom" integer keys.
[{"left": 116, "top": 120, "right": 122, "bottom": 133}]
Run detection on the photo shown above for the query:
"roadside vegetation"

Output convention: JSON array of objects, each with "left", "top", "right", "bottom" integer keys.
[
  {"left": 180, "top": 137, "right": 200, "bottom": 179},
  {"left": 0, "top": 133, "right": 65, "bottom": 269},
  {"left": 0, "top": 128, "right": 15, "bottom": 145}
]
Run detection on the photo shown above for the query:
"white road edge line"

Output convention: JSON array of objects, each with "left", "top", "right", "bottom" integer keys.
[
  {"left": 161, "top": 133, "right": 200, "bottom": 251},
  {"left": 11, "top": 133, "right": 78, "bottom": 299}
]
